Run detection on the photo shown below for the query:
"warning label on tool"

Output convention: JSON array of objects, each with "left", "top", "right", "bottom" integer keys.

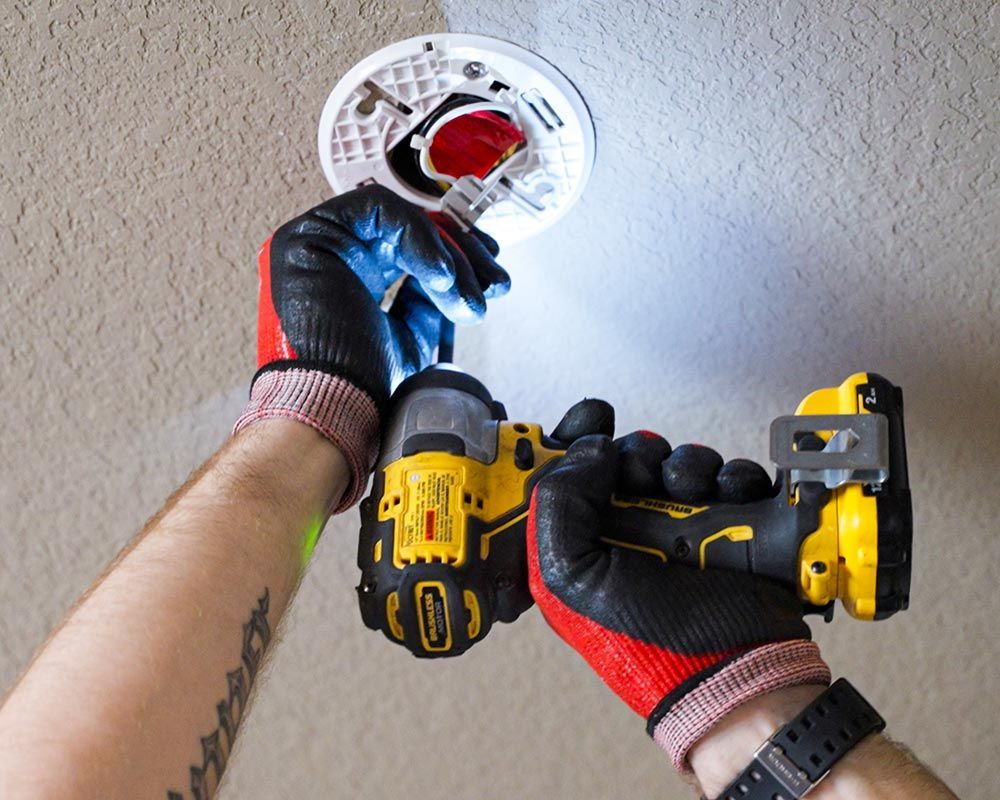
[{"left": 402, "top": 469, "right": 457, "bottom": 551}]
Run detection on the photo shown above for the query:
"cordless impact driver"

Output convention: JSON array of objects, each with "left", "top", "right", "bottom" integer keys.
[{"left": 356, "top": 368, "right": 912, "bottom": 657}]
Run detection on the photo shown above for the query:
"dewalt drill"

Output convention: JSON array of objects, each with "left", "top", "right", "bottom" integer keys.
[{"left": 356, "top": 367, "right": 912, "bottom": 657}]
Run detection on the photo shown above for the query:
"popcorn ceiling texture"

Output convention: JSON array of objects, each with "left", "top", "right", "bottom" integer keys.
[{"left": 1, "top": 1, "right": 997, "bottom": 798}]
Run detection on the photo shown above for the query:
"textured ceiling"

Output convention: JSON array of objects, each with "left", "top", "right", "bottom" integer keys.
[{"left": 1, "top": 2, "right": 998, "bottom": 798}]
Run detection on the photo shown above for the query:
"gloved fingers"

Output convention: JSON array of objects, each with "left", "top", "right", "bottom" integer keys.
[
  {"left": 614, "top": 431, "right": 673, "bottom": 497},
  {"left": 430, "top": 214, "right": 509, "bottom": 297},
  {"left": 301, "top": 189, "right": 446, "bottom": 288},
  {"left": 309, "top": 187, "right": 488, "bottom": 321},
  {"left": 468, "top": 225, "right": 500, "bottom": 257},
  {"left": 444, "top": 225, "right": 510, "bottom": 299},
  {"left": 661, "top": 445, "right": 775, "bottom": 505},
  {"left": 717, "top": 458, "right": 775, "bottom": 503},
  {"left": 530, "top": 435, "right": 618, "bottom": 574},
  {"left": 268, "top": 216, "right": 397, "bottom": 302},
  {"left": 432, "top": 228, "right": 491, "bottom": 322},
  {"left": 550, "top": 399, "right": 615, "bottom": 445},
  {"left": 661, "top": 444, "right": 724, "bottom": 503},
  {"left": 387, "top": 278, "right": 444, "bottom": 374},
  {"left": 427, "top": 212, "right": 500, "bottom": 255}
]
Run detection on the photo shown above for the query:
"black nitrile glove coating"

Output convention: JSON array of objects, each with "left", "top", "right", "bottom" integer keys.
[
  {"left": 551, "top": 399, "right": 616, "bottom": 444},
  {"left": 263, "top": 186, "right": 509, "bottom": 409},
  {"left": 533, "top": 435, "right": 811, "bottom": 656},
  {"left": 662, "top": 443, "right": 724, "bottom": 502},
  {"left": 616, "top": 431, "right": 673, "bottom": 497},
  {"left": 718, "top": 458, "right": 775, "bottom": 503}
]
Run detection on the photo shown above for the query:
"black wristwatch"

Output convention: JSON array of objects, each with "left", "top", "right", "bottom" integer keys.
[{"left": 707, "top": 679, "right": 886, "bottom": 800}]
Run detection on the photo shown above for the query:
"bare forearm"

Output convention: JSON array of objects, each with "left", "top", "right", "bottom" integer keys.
[
  {"left": 0, "top": 419, "right": 348, "bottom": 800},
  {"left": 688, "top": 685, "right": 958, "bottom": 800}
]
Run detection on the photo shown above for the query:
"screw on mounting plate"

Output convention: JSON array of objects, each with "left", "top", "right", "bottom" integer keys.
[{"left": 464, "top": 61, "right": 489, "bottom": 79}]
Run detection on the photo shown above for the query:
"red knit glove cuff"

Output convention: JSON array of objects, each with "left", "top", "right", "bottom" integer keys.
[
  {"left": 651, "top": 640, "right": 831, "bottom": 773},
  {"left": 233, "top": 369, "right": 380, "bottom": 513}
]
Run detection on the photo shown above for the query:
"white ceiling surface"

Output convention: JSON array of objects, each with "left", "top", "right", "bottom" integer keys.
[{"left": 1, "top": 2, "right": 998, "bottom": 798}]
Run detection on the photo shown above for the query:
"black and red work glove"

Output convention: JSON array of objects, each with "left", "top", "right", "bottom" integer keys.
[
  {"left": 234, "top": 186, "right": 509, "bottom": 511},
  {"left": 527, "top": 432, "right": 830, "bottom": 772}
]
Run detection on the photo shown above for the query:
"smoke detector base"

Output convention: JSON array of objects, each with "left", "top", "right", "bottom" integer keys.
[{"left": 318, "top": 33, "right": 596, "bottom": 245}]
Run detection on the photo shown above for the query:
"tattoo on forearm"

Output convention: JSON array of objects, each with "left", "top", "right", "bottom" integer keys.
[{"left": 167, "top": 588, "right": 271, "bottom": 800}]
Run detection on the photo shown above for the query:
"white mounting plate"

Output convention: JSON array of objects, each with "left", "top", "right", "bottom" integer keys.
[{"left": 318, "top": 33, "right": 596, "bottom": 245}]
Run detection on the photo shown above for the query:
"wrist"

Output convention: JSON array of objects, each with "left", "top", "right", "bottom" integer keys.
[
  {"left": 233, "top": 368, "right": 380, "bottom": 512},
  {"left": 230, "top": 417, "right": 350, "bottom": 513},
  {"left": 690, "top": 682, "right": 898, "bottom": 800},
  {"left": 161, "top": 418, "right": 350, "bottom": 584},
  {"left": 650, "top": 640, "right": 830, "bottom": 773},
  {"left": 689, "top": 684, "right": 826, "bottom": 798}
]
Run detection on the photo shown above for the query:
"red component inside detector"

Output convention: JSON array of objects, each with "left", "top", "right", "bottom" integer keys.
[{"left": 427, "top": 110, "right": 526, "bottom": 180}]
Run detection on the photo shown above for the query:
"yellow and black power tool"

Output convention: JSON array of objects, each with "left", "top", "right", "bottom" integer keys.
[{"left": 356, "top": 367, "right": 912, "bottom": 657}]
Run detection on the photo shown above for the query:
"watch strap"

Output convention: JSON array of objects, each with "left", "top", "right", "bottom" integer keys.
[{"left": 709, "top": 678, "right": 886, "bottom": 800}]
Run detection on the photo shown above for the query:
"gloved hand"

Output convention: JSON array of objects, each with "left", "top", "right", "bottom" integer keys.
[
  {"left": 527, "top": 431, "right": 830, "bottom": 772},
  {"left": 234, "top": 186, "right": 509, "bottom": 511},
  {"left": 475, "top": 397, "right": 617, "bottom": 636}
]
